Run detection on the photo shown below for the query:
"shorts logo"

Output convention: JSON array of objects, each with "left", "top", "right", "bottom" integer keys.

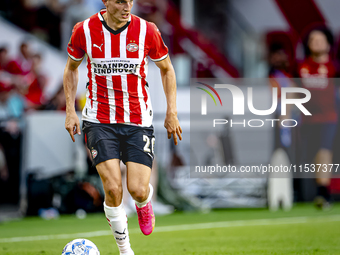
[
  {"left": 127, "top": 43, "right": 139, "bottom": 52},
  {"left": 91, "top": 149, "right": 98, "bottom": 159}
]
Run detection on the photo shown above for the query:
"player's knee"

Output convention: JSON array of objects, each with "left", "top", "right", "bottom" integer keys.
[
  {"left": 104, "top": 182, "right": 123, "bottom": 200},
  {"left": 128, "top": 185, "right": 148, "bottom": 202}
]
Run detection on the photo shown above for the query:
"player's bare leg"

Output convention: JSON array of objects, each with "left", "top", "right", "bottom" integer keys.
[
  {"left": 96, "top": 159, "right": 134, "bottom": 255},
  {"left": 126, "top": 162, "right": 155, "bottom": 235},
  {"left": 314, "top": 148, "right": 332, "bottom": 210}
]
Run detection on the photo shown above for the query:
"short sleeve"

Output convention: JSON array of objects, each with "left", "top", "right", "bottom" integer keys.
[
  {"left": 148, "top": 23, "right": 168, "bottom": 62},
  {"left": 67, "top": 22, "right": 86, "bottom": 61}
]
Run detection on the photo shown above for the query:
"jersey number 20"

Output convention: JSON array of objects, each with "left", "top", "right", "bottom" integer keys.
[{"left": 143, "top": 135, "right": 155, "bottom": 153}]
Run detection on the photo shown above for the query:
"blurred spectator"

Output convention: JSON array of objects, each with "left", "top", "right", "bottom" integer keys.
[
  {"left": 135, "top": 0, "right": 170, "bottom": 30},
  {"left": 268, "top": 43, "right": 294, "bottom": 152},
  {"left": 268, "top": 43, "right": 291, "bottom": 79},
  {"left": 0, "top": 82, "right": 25, "bottom": 205},
  {"left": 298, "top": 28, "right": 338, "bottom": 210},
  {"left": 1, "top": 43, "right": 49, "bottom": 110},
  {"left": 24, "top": 53, "right": 47, "bottom": 108},
  {"left": 40, "top": 84, "right": 66, "bottom": 111},
  {"left": 0, "top": 47, "right": 14, "bottom": 88},
  {"left": 135, "top": 0, "right": 173, "bottom": 53},
  {"left": 0, "top": 47, "right": 9, "bottom": 70},
  {"left": 0, "top": 85, "right": 25, "bottom": 122},
  {"left": 61, "top": 0, "right": 104, "bottom": 50},
  {"left": 4, "top": 0, "right": 103, "bottom": 49},
  {"left": 6, "top": 42, "right": 33, "bottom": 75},
  {"left": 0, "top": 145, "right": 8, "bottom": 183},
  {"left": 22, "top": 0, "right": 64, "bottom": 48}
]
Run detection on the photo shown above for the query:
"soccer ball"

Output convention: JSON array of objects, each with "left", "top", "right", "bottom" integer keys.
[{"left": 61, "top": 239, "right": 100, "bottom": 255}]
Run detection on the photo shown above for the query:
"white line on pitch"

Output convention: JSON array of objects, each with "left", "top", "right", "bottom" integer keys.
[{"left": 1, "top": 214, "right": 340, "bottom": 243}]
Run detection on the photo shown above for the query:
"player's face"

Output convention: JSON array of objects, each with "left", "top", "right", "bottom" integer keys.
[
  {"left": 308, "top": 31, "right": 330, "bottom": 55},
  {"left": 104, "top": 0, "right": 134, "bottom": 24}
]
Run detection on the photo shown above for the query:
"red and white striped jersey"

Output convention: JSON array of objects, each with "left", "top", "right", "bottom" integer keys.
[{"left": 67, "top": 9, "right": 168, "bottom": 127}]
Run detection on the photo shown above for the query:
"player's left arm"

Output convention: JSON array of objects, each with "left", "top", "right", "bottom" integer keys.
[{"left": 155, "top": 56, "right": 182, "bottom": 145}]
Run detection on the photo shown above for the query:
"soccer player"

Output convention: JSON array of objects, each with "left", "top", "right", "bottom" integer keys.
[
  {"left": 63, "top": 0, "right": 182, "bottom": 254},
  {"left": 298, "top": 28, "right": 338, "bottom": 210}
]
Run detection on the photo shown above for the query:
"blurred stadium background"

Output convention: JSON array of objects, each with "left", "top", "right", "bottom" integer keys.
[{"left": 1, "top": 0, "right": 340, "bottom": 254}]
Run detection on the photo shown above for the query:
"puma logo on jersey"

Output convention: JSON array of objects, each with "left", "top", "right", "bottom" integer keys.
[{"left": 93, "top": 43, "right": 103, "bottom": 52}]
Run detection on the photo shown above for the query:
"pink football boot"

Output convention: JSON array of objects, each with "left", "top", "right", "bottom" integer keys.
[{"left": 135, "top": 201, "right": 155, "bottom": 235}]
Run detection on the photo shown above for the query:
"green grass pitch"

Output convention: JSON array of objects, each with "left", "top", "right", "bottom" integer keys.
[{"left": 1, "top": 203, "right": 340, "bottom": 255}]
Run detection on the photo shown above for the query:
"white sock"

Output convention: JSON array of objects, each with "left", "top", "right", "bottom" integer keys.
[
  {"left": 104, "top": 202, "right": 133, "bottom": 254},
  {"left": 135, "top": 183, "right": 153, "bottom": 208}
]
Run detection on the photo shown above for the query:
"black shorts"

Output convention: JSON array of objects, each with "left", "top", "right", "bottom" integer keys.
[{"left": 83, "top": 121, "right": 155, "bottom": 168}]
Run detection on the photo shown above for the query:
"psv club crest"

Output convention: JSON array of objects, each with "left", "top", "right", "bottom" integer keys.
[
  {"left": 127, "top": 43, "right": 139, "bottom": 52},
  {"left": 91, "top": 149, "right": 98, "bottom": 159}
]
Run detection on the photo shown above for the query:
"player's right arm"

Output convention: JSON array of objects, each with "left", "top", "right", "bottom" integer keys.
[
  {"left": 64, "top": 21, "right": 85, "bottom": 142},
  {"left": 63, "top": 57, "right": 83, "bottom": 142}
]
